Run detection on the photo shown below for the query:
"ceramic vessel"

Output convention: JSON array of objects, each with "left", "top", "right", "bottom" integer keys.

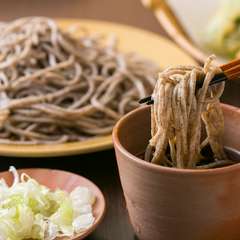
[
  {"left": 0, "top": 168, "right": 106, "bottom": 240},
  {"left": 113, "top": 104, "right": 240, "bottom": 240}
]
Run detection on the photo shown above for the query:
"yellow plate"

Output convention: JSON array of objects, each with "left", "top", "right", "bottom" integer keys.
[{"left": 0, "top": 18, "right": 195, "bottom": 157}]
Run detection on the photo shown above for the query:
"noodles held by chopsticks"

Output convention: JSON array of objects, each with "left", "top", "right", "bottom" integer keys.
[
  {"left": 0, "top": 17, "right": 158, "bottom": 144},
  {"left": 145, "top": 56, "right": 230, "bottom": 169}
]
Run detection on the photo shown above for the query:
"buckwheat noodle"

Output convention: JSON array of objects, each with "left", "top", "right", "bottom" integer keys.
[
  {"left": 0, "top": 17, "right": 158, "bottom": 144},
  {"left": 145, "top": 56, "right": 232, "bottom": 169}
]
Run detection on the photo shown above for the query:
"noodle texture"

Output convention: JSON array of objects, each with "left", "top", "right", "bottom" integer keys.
[
  {"left": 0, "top": 17, "right": 158, "bottom": 144},
  {"left": 145, "top": 56, "right": 230, "bottom": 169}
]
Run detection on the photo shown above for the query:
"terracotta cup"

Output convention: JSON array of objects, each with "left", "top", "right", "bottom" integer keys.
[{"left": 113, "top": 104, "right": 240, "bottom": 240}]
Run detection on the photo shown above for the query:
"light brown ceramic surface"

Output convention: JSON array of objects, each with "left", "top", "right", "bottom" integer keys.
[
  {"left": 113, "top": 104, "right": 240, "bottom": 240},
  {"left": 0, "top": 168, "right": 106, "bottom": 240},
  {"left": 0, "top": 18, "right": 195, "bottom": 158}
]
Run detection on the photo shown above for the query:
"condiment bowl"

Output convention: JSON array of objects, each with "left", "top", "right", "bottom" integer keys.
[
  {"left": 0, "top": 168, "right": 106, "bottom": 240},
  {"left": 113, "top": 104, "right": 240, "bottom": 240}
]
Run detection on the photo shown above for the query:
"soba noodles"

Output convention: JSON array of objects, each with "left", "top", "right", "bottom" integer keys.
[
  {"left": 0, "top": 17, "right": 158, "bottom": 144},
  {"left": 145, "top": 56, "right": 232, "bottom": 169}
]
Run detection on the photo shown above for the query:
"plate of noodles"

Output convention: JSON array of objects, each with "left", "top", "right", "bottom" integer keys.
[{"left": 0, "top": 17, "right": 195, "bottom": 157}]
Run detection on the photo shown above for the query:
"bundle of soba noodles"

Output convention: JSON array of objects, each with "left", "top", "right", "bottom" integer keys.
[
  {"left": 0, "top": 17, "right": 158, "bottom": 144},
  {"left": 145, "top": 56, "right": 232, "bottom": 169}
]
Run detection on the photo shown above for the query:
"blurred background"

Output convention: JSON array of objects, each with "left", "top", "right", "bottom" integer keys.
[{"left": 0, "top": 0, "right": 162, "bottom": 33}]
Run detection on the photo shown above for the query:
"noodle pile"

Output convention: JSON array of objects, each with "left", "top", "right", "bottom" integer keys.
[
  {"left": 145, "top": 56, "right": 231, "bottom": 169},
  {"left": 0, "top": 17, "right": 158, "bottom": 144}
]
